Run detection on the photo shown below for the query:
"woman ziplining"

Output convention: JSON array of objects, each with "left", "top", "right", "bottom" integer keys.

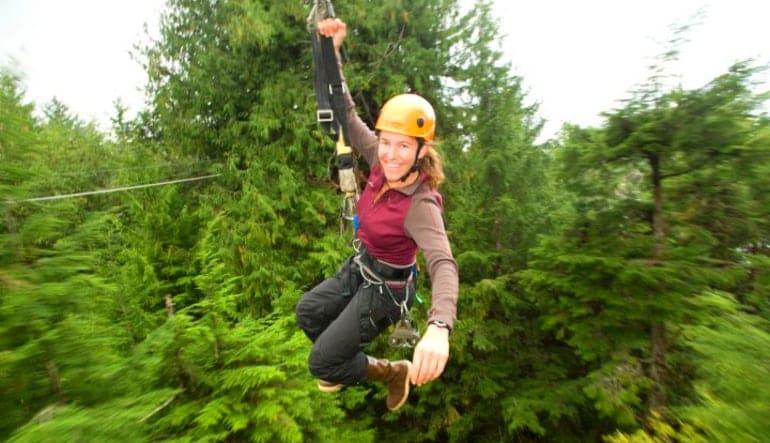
[{"left": 296, "top": 16, "right": 459, "bottom": 411}]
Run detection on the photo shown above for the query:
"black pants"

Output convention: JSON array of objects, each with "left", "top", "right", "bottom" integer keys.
[{"left": 296, "top": 256, "right": 415, "bottom": 384}]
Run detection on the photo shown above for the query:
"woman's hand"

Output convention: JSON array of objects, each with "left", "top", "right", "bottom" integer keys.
[
  {"left": 317, "top": 18, "right": 347, "bottom": 54},
  {"left": 410, "top": 324, "right": 450, "bottom": 386}
]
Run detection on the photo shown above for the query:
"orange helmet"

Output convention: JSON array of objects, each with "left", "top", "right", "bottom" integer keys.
[{"left": 375, "top": 93, "right": 436, "bottom": 142}]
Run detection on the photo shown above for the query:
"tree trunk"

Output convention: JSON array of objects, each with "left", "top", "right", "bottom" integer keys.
[
  {"left": 46, "top": 360, "right": 64, "bottom": 404},
  {"left": 165, "top": 294, "right": 175, "bottom": 317},
  {"left": 649, "top": 323, "right": 667, "bottom": 410},
  {"left": 648, "top": 153, "right": 667, "bottom": 411}
]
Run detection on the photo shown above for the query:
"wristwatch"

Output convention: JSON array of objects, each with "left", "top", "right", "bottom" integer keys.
[{"left": 428, "top": 320, "right": 451, "bottom": 332}]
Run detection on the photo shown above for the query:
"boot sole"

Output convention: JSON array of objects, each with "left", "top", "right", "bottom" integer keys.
[{"left": 317, "top": 381, "right": 343, "bottom": 393}]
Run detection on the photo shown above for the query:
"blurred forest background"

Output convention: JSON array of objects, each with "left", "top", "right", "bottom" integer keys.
[{"left": 1, "top": 0, "right": 769, "bottom": 441}]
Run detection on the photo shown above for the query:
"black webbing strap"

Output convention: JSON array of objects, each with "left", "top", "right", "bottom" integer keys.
[
  {"left": 308, "top": 0, "right": 358, "bottom": 231},
  {"left": 309, "top": 1, "right": 348, "bottom": 145}
]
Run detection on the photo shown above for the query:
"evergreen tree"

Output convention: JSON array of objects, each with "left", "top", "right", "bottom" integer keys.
[
  {"left": 0, "top": 71, "right": 142, "bottom": 440},
  {"left": 118, "top": 0, "right": 469, "bottom": 439},
  {"left": 0, "top": 67, "right": 42, "bottom": 439},
  {"left": 519, "top": 56, "right": 769, "bottom": 438}
]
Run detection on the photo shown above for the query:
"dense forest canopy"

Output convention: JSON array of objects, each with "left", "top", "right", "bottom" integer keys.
[{"left": 1, "top": 0, "right": 768, "bottom": 441}]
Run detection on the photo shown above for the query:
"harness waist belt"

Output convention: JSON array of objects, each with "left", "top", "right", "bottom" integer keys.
[{"left": 358, "top": 248, "right": 413, "bottom": 281}]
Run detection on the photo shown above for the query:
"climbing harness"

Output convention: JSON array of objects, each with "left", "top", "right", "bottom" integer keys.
[
  {"left": 307, "top": 0, "right": 359, "bottom": 234},
  {"left": 354, "top": 248, "right": 421, "bottom": 348}
]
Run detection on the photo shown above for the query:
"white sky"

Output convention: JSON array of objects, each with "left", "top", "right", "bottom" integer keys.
[
  {"left": 494, "top": 0, "right": 770, "bottom": 139},
  {"left": 0, "top": 0, "right": 165, "bottom": 129},
  {"left": 1, "top": 0, "right": 768, "bottom": 139}
]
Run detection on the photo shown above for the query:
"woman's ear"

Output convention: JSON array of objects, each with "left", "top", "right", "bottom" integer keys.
[{"left": 417, "top": 144, "right": 430, "bottom": 160}]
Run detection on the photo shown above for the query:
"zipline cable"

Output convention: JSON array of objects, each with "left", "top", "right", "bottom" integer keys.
[
  {"left": 5, "top": 173, "right": 221, "bottom": 204},
  {"left": 50, "top": 160, "right": 213, "bottom": 177}
]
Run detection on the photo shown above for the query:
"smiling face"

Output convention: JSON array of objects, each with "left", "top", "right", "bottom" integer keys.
[{"left": 377, "top": 130, "right": 425, "bottom": 185}]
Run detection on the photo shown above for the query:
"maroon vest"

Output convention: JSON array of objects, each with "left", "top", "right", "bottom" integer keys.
[{"left": 356, "top": 165, "right": 421, "bottom": 265}]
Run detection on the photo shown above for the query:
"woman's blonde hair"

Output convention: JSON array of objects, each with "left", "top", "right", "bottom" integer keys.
[{"left": 419, "top": 143, "right": 445, "bottom": 190}]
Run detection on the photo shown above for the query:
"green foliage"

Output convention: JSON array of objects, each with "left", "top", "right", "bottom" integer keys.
[
  {"left": 604, "top": 293, "right": 770, "bottom": 443},
  {"left": 676, "top": 291, "right": 770, "bottom": 442},
  {"left": 442, "top": 0, "right": 551, "bottom": 275},
  {"left": 7, "top": 390, "right": 179, "bottom": 443},
  {"left": 133, "top": 313, "right": 370, "bottom": 442},
  {"left": 0, "top": 74, "right": 138, "bottom": 437}
]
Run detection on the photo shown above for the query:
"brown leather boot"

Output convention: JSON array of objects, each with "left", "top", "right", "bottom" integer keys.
[{"left": 366, "top": 357, "right": 412, "bottom": 410}]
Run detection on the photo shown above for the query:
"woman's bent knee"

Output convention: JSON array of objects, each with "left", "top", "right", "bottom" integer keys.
[
  {"left": 308, "top": 345, "right": 334, "bottom": 380},
  {"left": 296, "top": 292, "right": 321, "bottom": 340}
]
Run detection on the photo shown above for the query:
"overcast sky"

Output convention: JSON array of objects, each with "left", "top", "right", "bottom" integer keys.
[
  {"left": 0, "top": 0, "right": 164, "bottom": 128},
  {"left": 1, "top": 0, "right": 768, "bottom": 139},
  {"left": 494, "top": 0, "right": 770, "bottom": 138}
]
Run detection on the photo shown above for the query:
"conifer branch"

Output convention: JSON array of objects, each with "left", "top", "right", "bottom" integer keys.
[{"left": 139, "top": 391, "right": 182, "bottom": 423}]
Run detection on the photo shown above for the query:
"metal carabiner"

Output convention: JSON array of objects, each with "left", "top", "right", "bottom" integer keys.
[
  {"left": 388, "top": 301, "right": 421, "bottom": 348},
  {"left": 306, "top": 0, "right": 336, "bottom": 31}
]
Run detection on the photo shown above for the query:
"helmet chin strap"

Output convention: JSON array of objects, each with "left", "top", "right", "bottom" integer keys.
[{"left": 399, "top": 140, "right": 424, "bottom": 182}]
